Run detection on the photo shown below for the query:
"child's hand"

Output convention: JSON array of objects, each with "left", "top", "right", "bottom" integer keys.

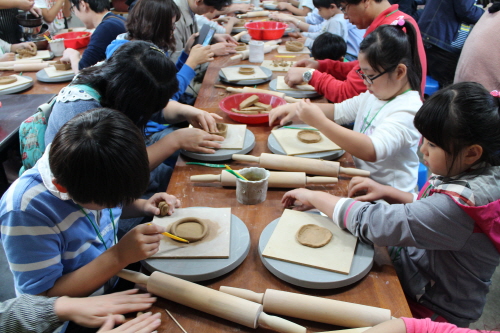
[
  {"left": 11, "top": 42, "right": 36, "bottom": 53},
  {"left": 55, "top": 289, "right": 157, "bottom": 328},
  {"left": 183, "top": 107, "right": 223, "bottom": 132},
  {"left": 296, "top": 98, "right": 326, "bottom": 127},
  {"left": 186, "top": 44, "right": 214, "bottom": 68},
  {"left": 144, "top": 193, "right": 181, "bottom": 216},
  {"left": 287, "top": 32, "right": 302, "bottom": 38},
  {"left": 284, "top": 67, "right": 310, "bottom": 87},
  {"left": 277, "top": 2, "right": 290, "bottom": 10},
  {"left": 185, "top": 33, "right": 199, "bottom": 54},
  {"left": 268, "top": 103, "right": 297, "bottom": 126},
  {"left": 97, "top": 312, "right": 161, "bottom": 333},
  {"left": 282, "top": 188, "right": 315, "bottom": 211},
  {"left": 212, "top": 33, "right": 238, "bottom": 45},
  {"left": 116, "top": 223, "right": 165, "bottom": 264},
  {"left": 0, "top": 53, "right": 15, "bottom": 62},
  {"left": 295, "top": 36, "right": 306, "bottom": 44},
  {"left": 211, "top": 42, "right": 237, "bottom": 56},
  {"left": 348, "top": 177, "right": 387, "bottom": 202},
  {"left": 173, "top": 128, "right": 224, "bottom": 153},
  {"left": 269, "top": 13, "right": 292, "bottom": 22},
  {"left": 293, "top": 59, "right": 319, "bottom": 69}
]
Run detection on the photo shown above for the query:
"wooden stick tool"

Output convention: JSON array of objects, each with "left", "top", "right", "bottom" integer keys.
[
  {"left": 117, "top": 270, "right": 306, "bottom": 333},
  {"left": 219, "top": 287, "right": 391, "bottom": 328},
  {"left": 191, "top": 170, "right": 338, "bottom": 188},
  {"left": 232, "top": 153, "right": 370, "bottom": 177},
  {"left": 221, "top": 86, "right": 300, "bottom": 103}
]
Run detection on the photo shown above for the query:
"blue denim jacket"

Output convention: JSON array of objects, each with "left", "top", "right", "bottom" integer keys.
[{"left": 418, "top": 0, "right": 483, "bottom": 53}]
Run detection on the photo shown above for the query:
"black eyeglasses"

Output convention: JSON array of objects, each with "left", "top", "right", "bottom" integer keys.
[
  {"left": 339, "top": 4, "right": 349, "bottom": 13},
  {"left": 355, "top": 67, "right": 395, "bottom": 85}
]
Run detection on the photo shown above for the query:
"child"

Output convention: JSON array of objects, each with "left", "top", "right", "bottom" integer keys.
[
  {"left": 281, "top": 82, "right": 500, "bottom": 326},
  {"left": 0, "top": 39, "right": 36, "bottom": 62},
  {"left": 34, "top": 0, "right": 70, "bottom": 35},
  {"left": 0, "top": 108, "right": 181, "bottom": 297},
  {"left": 61, "top": 0, "right": 126, "bottom": 73},
  {"left": 362, "top": 317, "right": 500, "bottom": 333},
  {"left": 288, "top": 0, "right": 347, "bottom": 49},
  {"left": 0, "top": 289, "right": 160, "bottom": 332},
  {"left": 271, "top": 21, "right": 423, "bottom": 193},
  {"left": 277, "top": 0, "right": 314, "bottom": 16},
  {"left": 105, "top": 0, "right": 214, "bottom": 102},
  {"left": 311, "top": 32, "right": 347, "bottom": 61}
]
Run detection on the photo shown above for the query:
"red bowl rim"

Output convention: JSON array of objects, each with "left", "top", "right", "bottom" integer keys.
[
  {"left": 244, "top": 22, "right": 288, "bottom": 31},
  {"left": 219, "top": 93, "right": 286, "bottom": 118},
  {"left": 53, "top": 32, "right": 91, "bottom": 40}
]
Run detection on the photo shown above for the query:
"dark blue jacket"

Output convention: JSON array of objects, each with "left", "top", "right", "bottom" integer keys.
[{"left": 418, "top": 0, "right": 483, "bottom": 53}]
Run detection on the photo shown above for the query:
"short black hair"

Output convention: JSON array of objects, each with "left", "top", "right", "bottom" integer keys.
[
  {"left": 204, "top": 0, "right": 232, "bottom": 11},
  {"left": 73, "top": 41, "right": 179, "bottom": 131},
  {"left": 313, "top": 0, "right": 336, "bottom": 8},
  {"left": 50, "top": 108, "right": 150, "bottom": 207},
  {"left": 70, "top": 0, "right": 110, "bottom": 13},
  {"left": 337, "top": 0, "right": 383, "bottom": 5},
  {"left": 127, "top": 0, "right": 181, "bottom": 51},
  {"left": 414, "top": 82, "right": 500, "bottom": 172},
  {"left": 311, "top": 32, "right": 347, "bottom": 60}
]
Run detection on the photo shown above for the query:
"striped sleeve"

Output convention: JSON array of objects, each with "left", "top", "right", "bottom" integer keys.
[{"left": 0, "top": 295, "right": 62, "bottom": 333}]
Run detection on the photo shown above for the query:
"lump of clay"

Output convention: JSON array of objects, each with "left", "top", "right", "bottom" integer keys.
[
  {"left": 53, "top": 60, "right": 71, "bottom": 71},
  {"left": 285, "top": 41, "right": 304, "bottom": 52},
  {"left": 16, "top": 45, "right": 37, "bottom": 58},
  {"left": 0, "top": 75, "right": 18, "bottom": 85},
  {"left": 296, "top": 224, "right": 332, "bottom": 248},
  {"left": 208, "top": 123, "right": 228, "bottom": 138},
  {"left": 158, "top": 201, "right": 169, "bottom": 216},
  {"left": 168, "top": 217, "right": 208, "bottom": 242},
  {"left": 234, "top": 19, "right": 246, "bottom": 27},
  {"left": 235, "top": 43, "right": 247, "bottom": 51},
  {"left": 238, "top": 67, "right": 255, "bottom": 75},
  {"left": 297, "top": 130, "right": 322, "bottom": 144}
]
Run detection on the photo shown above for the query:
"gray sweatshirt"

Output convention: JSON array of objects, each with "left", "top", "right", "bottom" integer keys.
[
  {"left": 0, "top": 295, "right": 62, "bottom": 332},
  {"left": 334, "top": 166, "right": 500, "bottom": 326}
]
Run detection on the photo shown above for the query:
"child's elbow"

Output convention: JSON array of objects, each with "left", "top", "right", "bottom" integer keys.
[{"left": 364, "top": 151, "right": 378, "bottom": 162}]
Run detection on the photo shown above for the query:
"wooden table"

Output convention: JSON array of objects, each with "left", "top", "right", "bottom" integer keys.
[{"left": 148, "top": 37, "right": 412, "bottom": 332}]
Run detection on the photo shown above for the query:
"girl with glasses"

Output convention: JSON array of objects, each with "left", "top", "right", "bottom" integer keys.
[{"left": 271, "top": 20, "right": 422, "bottom": 193}]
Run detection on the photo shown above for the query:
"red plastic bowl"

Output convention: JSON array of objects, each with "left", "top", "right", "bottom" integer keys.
[
  {"left": 244, "top": 21, "right": 288, "bottom": 40},
  {"left": 219, "top": 93, "right": 286, "bottom": 124},
  {"left": 53, "top": 31, "right": 91, "bottom": 49}
]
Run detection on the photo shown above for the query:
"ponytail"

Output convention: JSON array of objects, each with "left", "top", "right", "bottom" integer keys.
[{"left": 359, "top": 19, "right": 422, "bottom": 97}]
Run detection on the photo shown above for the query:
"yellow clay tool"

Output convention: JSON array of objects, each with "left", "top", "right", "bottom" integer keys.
[
  {"left": 43, "top": 35, "right": 52, "bottom": 42},
  {"left": 147, "top": 223, "right": 190, "bottom": 243},
  {"left": 225, "top": 164, "right": 248, "bottom": 181}
]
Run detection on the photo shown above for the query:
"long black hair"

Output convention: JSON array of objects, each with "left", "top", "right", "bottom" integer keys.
[
  {"left": 359, "top": 21, "right": 422, "bottom": 97},
  {"left": 72, "top": 41, "right": 178, "bottom": 132},
  {"left": 414, "top": 82, "right": 500, "bottom": 172}
]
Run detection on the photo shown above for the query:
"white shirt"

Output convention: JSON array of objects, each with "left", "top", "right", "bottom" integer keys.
[
  {"left": 35, "top": 0, "right": 66, "bottom": 34},
  {"left": 195, "top": 14, "right": 226, "bottom": 34},
  {"left": 299, "top": 0, "right": 314, "bottom": 10},
  {"left": 303, "top": 13, "right": 348, "bottom": 48},
  {"left": 334, "top": 90, "right": 422, "bottom": 193}
]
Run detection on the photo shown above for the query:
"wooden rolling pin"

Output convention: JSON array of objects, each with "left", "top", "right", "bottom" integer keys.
[
  {"left": 233, "top": 31, "right": 248, "bottom": 41},
  {"left": 191, "top": 170, "right": 337, "bottom": 188},
  {"left": 230, "top": 44, "right": 278, "bottom": 61},
  {"left": 232, "top": 153, "right": 370, "bottom": 177},
  {"left": 219, "top": 287, "right": 391, "bottom": 328},
  {"left": 0, "top": 59, "right": 43, "bottom": 66},
  {"left": 237, "top": 10, "right": 270, "bottom": 18},
  {"left": 0, "top": 63, "right": 49, "bottom": 71},
  {"left": 222, "top": 86, "right": 300, "bottom": 103},
  {"left": 117, "top": 270, "right": 306, "bottom": 333}
]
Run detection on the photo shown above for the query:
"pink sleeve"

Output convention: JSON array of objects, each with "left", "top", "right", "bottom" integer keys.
[{"left": 401, "top": 317, "right": 493, "bottom": 333}]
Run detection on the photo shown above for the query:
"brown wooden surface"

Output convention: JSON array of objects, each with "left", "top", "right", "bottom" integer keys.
[{"left": 148, "top": 38, "right": 412, "bottom": 332}]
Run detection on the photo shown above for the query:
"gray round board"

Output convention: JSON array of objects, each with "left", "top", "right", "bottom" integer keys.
[
  {"left": 268, "top": 124, "right": 345, "bottom": 160},
  {"left": 142, "top": 213, "right": 250, "bottom": 282},
  {"left": 269, "top": 78, "right": 320, "bottom": 99},
  {"left": 181, "top": 129, "right": 255, "bottom": 161},
  {"left": 36, "top": 69, "right": 74, "bottom": 83},
  {"left": 219, "top": 65, "right": 272, "bottom": 86},
  {"left": 259, "top": 215, "right": 374, "bottom": 289},
  {"left": 0, "top": 76, "right": 33, "bottom": 95}
]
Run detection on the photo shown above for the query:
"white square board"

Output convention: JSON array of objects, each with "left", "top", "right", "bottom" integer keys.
[
  {"left": 15, "top": 50, "right": 51, "bottom": 60},
  {"left": 260, "top": 60, "right": 297, "bottom": 72},
  {"left": 219, "top": 124, "right": 247, "bottom": 149},
  {"left": 150, "top": 207, "right": 231, "bottom": 259},
  {"left": 271, "top": 127, "right": 341, "bottom": 155},
  {"left": 0, "top": 75, "right": 31, "bottom": 91},
  {"left": 262, "top": 209, "right": 358, "bottom": 274},
  {"left": 276, "top": 76, "right": 315, "bottom": 91},
  {"left": 220, "top": 65, "right": 268, "bottom": 81},
  {"left": 44, "top": 66, "right": 73, "bottom": 77}
]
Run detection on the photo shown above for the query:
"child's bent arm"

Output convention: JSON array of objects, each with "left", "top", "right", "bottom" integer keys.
[
  {"left": 363, "top": 319, "right": 407, "bottom": 333},
  {"left": 40, "top": 0, "right": 66, "bottom": 23},
  {"left": 282, "top": 189, "right": 342, "bottom": 219},
  {"left": 348, "top": 177, "right": 414, "bottom": 204}
]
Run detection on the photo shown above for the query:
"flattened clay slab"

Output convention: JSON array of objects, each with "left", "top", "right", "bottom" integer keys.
[
  {"left": 296, "top": 224, "right": 332, "bottom": 248},
  {"left": 168, "top": 217, "right": 209, "bottom": 242},
  {"left": 297, "top": 130, "right": 322, "bottom": 144}
]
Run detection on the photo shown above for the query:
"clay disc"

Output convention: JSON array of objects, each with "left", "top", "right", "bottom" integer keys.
[
  {"left": 296, "top": 224, "right": 332, "bottom": 248},
  {"left": 158, "top": 201, "right": 169, "bottom": 216},
  {"left": 297, "top": 130, "right": 322, "bottom": 144},
  {"left": 238, "top": 67, "right": 255, "bottom": 75},
  {"left": 0, "top": 76, "right": 17, "bottom": 85},
  {"left": 169, "top": 217, "right": 209, "bottom": 242}
]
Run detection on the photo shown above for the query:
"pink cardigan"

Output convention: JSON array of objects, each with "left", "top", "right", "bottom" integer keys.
[{"left": 402, "top": 318, "right": 499, "bottom": 333}]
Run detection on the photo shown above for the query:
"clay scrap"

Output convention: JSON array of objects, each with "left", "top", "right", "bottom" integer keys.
[{"left": 296, "top": 224, "right": 333, "bottom": 248}]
